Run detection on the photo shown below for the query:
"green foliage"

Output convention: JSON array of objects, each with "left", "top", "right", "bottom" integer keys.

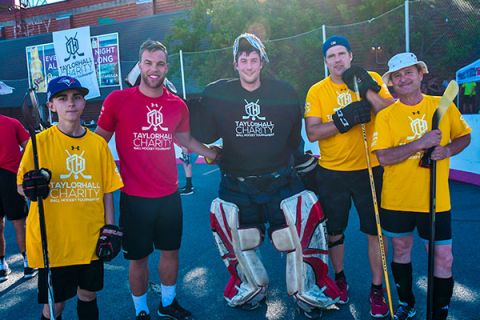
[{"left": 165, "top": 0, "right": 480, "bottom": 96}]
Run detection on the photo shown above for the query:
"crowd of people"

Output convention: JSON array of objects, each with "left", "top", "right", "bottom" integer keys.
[{"left": 0, "top": 33, "right": 471, "bottom": 320}]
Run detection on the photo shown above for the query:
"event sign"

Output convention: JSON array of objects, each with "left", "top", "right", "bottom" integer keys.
[{"left": 26, "top": 32, "right": 122, "bottom": 94}]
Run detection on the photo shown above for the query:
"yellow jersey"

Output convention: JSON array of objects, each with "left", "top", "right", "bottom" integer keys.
[
  {"left": 18, "top": 126, "right": 123, "bottom": 268},
  {"left": 372, "top": 95, "right": 471, "bottom": 212},
  {"left": 304, "top": 72, "right": 392, "bottom": 171}
]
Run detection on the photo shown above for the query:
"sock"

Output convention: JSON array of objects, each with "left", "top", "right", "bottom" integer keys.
[
  {"left": 0, "top": 256, "right": 5, "bottom": 268},
  {"left": 22, "top": 252, "right": 29, "bottom": 268},
  {"left": 371, "top": 283, "right": 383, "bottom": 291},
  {"left": 186, "top": 177, "right": 192, "bottom": 188},
  {"left": 433, "top": 277, "right": 454, "bottom": 320},
  {"left": 335, "top": 270, "right": 345, "bottom": 280},
  {"left": 161, "top": 284, "right": 176, "bottom": 307},
  {"left": 391, "top": 262, "right": 415, "bottom": 307},
  {"left": 77, "top": 298, "right": 99, "bottom": 320},
  {"left": 132, "top": 292, "right": 149, "bottom": 315}
]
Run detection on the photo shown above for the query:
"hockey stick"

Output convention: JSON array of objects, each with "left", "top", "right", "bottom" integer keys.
[
  {"left": 21, "top": 88, "right": 56, "bottom": 319},
  {"left": 353, "top": 77, "right": 394, "bottom": 319},
  {"left": 426, "top": 80, "right": 459, "bottom": 320}
]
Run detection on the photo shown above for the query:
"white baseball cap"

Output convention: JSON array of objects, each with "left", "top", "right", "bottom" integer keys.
[{"left": 382, "top": 52, "right": 428, "bottom": 85}]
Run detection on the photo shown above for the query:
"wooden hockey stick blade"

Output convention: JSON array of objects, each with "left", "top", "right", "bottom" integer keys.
[{"left": 435, "top": 80, "right": 459, "bottom": 124}]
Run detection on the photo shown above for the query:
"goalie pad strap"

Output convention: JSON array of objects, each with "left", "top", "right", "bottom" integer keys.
[{"left": 210, "top": 198, "right": 268, "bottom": 307}]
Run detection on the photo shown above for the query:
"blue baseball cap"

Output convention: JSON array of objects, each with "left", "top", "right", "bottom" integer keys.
[
  {"left": 47, "top": 76, "right": 89, "bottom": 101},
  {"left": 322, "top": 35, "right": 351, "bottom": 57}
]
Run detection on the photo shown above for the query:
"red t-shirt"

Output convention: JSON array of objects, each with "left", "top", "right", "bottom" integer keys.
[
  {"left": 97, "top": 86, "right": 190, "bottom": 198},
  {"left": 0, "top": 115, "right": 30, "bottom": 173}
]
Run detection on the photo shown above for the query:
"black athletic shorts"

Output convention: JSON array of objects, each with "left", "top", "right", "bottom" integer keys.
[
  {"left": 315, "top": 166, "right": 383, "bottom": 236},
  {"left": 219, "top": 167, "right": 304, "bottom": 236},
  {"left": 120, "top": 191, "right": 183, "bottom": 260},
  {"left": 0, "top": 168, "right": 28, "bottom": 221},
  {"left": 381, "top": 209, "right": 452, "bottom": 245},
  {"left": 38, "top": 259, "right": 104, "bottom": 304}
]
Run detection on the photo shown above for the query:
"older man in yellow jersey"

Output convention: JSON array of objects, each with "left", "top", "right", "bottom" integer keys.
[{"left": 372, "top": 52, "right": 471, "bottom": 320}]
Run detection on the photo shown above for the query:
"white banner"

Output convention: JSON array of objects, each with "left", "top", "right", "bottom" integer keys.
[{"left": 52, "top": 26, "right": 100, "bottom": 99}]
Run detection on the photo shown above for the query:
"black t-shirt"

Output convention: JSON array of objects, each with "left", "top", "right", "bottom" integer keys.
[{"left": 198, "top": 78, "right": 302, "bottom": 176}]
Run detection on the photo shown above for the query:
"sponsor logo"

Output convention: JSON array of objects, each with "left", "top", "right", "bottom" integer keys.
[
  {"left": 49, "top": 149, "right": 100, "bottom": 203},
  {"left": 141, "top": 103, "right": 168, "bottom": 132},
  {"left": 235, "top": 99, "right": 274, "bottom": 137},
  {"left": 132, "top": 103, "right": 173, "bottom": 151}
]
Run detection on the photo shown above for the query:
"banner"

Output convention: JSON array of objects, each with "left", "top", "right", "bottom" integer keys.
[
  {"left": 52, "top": 26, "right": 99, "bottom": 99},
  {"left": 26, "top": 33, "right": 122, "bottom": 94},
  {"left": 91, "top": 33, "right": 122, "bottom": 87}
]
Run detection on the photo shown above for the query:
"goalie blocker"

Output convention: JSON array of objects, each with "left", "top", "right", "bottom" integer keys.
[{"left": 210, "top": 190, "right": 340, "bottom": 313}]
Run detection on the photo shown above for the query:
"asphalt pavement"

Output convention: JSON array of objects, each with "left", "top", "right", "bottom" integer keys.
[{"left": 1, "top": 164, "right": 479, "bottom": 319}]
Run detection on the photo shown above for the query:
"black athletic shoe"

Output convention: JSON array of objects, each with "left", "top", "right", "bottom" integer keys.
[
  {"left": 136, "top": 311, "right": 151, "bottom": 320},
  {"left": 157, "top": 299, "right": 193, "bottom": 319},
  {"left": 0, "top": 266, "right": 11, "bottom": 282},
  {"left": 393, "top": 303, "right": 416, "bottom": 320},
  {"left": 179, "top": 186, "right": 194, "bottom": 196},
  {"left": 24, "top": 267, "right": 38, "bottom": 279}
]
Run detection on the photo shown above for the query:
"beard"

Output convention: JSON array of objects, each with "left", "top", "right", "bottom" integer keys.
[{"left": 141, "top": 73, "right": 165, "bottom": 89}]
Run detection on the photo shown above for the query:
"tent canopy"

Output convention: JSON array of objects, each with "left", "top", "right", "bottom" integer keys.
[{"left": 456, "top": 59, "right": 480, "bottom": 85}]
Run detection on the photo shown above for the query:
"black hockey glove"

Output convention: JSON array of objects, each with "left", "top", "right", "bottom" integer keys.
[
  {"left": 96, "top": 224, "right": 123, "bottom": 262},
  {"left": 342, "top": 65, "right": 381, "bottom": 98},
  {"left": 332, "top": 101, "right": 371, "bottom": 133},
  {"left": 22, "top": 168, "right": 51, "bottom": 201}
]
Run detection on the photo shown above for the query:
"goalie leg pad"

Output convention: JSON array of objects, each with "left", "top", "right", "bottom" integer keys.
[
  {"left": 276, "top": 190, "right": 341, "bottom": 310},
  {"left": 210, "top": 198, "right": 269, "bottom": 308}
]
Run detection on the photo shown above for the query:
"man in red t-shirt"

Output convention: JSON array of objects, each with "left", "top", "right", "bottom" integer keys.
[
  {"left": 0, "top": 114, "right": 37, "bottom": 281},
  {"left": 96, "top": 40, "right": 217, "bottom": 320}
]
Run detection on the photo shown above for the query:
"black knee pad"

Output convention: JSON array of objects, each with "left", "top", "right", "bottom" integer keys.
[
  {"left": 328, "top": 234, "right": 345, "bottom": 248},
  {"left": 77, "top": 298, "right": 99, "bottom": 320}
]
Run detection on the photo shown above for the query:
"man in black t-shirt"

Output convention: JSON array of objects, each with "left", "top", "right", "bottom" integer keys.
[{"left": 196, "top": 33, "right": 341, "bottom": 318}]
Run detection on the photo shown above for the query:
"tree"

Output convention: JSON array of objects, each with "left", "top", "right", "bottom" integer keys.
[{"left": 165, "top": 0, "right": 480, "bottom": 96}]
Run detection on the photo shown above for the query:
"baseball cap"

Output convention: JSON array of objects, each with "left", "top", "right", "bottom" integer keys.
[
  {"left": 47, "top": 76, "right": 89, "bottom": 101},
  {"left": 233, "top": 33, "right": 269, "bottom": 63},
  {"left": 322, "top": 35, "right": 351, "bottom": 57},
  {"left": 382, "top": 52, "right": 429, "bottom": 85}
]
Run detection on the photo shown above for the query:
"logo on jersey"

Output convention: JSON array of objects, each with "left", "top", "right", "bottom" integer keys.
[
  {"left": 60, "top": 150, "right": 92, "bottom": 180},
  {"left": 304, "top": 102, "right": 311, "bottom": 115},
  {"left": 242, "top": 99, "right": 266, "bottom": 121},
  {"left": 336, "top": 91, "right": 352, "bottom": 109},
  {"left": 328, "top": 90, "right": 352, "bottom": 121},
  {"left": 404, "top": 113, "right": 428, "bottom": 160},
  {"left": 142, "top": 103, "right": 168, "bottom": 132},
  {"left": 406, "top": 114, "right": 427, "bottom": 141},
  {"left": 49, "top": 149, "right": 101, "bottom": 203},
  {"left": 235, "top": 99, "right": 274, "bottom": 137},
  {"left": 131, "top": 103, "right": 173, "bottom": 151}
]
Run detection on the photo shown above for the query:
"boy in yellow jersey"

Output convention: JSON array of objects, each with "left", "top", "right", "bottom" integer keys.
[
  {"left": 17, "top": 76, "right": 124, "bottom": 320},
  {"left": 372, "top": 52, "right": 471, "bottom": 320},
  {"left": 304, "top": 35, "right": 394, "bottom": 317}
]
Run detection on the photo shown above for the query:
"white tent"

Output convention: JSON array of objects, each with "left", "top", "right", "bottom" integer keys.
[{"left": 456, "top": 58, "right": 480, "bottom": 85}]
